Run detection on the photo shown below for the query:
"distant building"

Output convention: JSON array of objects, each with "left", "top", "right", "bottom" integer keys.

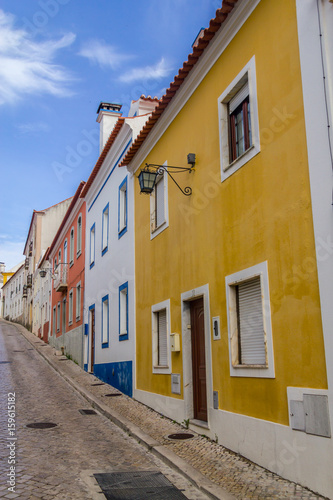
[
  {"left": 23, "top": 198, "right": 72, "bottom": 331},
  {"left": 2, "top": 263, "right": 25, "bottom": 323},
  {"left": 46, "top": 182, "right": 86, "bottom": 365}
]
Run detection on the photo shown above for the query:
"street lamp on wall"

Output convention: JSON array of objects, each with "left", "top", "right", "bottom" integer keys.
[{"left": 138, "top": 154, "right": 196, "bottom": 196}]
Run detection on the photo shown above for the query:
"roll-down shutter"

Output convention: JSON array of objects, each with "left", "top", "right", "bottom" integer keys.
[{"left": 237, "top": 276, "right": 266, "bottom": 365}]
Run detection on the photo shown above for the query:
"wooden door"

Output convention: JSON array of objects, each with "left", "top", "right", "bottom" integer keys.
[
  {"left": 190, "top": 298, "right": 207, "bottom": 421},
  {"left": 90, "top": 308, "right": 95, "bottom": 371}
]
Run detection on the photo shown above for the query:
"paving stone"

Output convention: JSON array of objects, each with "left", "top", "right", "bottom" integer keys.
[{"left": 0, "top": 320, "right": 210, "bottom": 500}]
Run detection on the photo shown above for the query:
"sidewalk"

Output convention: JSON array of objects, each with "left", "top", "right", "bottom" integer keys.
[{"left": 13, "top": 322, "right": 326, "bottom": 500}]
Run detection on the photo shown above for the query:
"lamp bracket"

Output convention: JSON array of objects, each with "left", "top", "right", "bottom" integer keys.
[{"left": 144, "top": 163, "right": 194, "bottom": 196}]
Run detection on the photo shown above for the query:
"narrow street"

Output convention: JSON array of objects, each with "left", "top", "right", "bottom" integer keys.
[{"left": 0, "top": 320, "right": 209, "bottom": 500}]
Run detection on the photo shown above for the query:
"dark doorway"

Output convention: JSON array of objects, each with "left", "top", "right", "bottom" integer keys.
[{"left": 190, "top": 297, "right": 207, "bottom": 422}]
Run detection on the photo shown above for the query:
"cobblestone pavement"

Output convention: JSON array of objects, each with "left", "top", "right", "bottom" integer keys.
[
  {"left": 2, "top": 320, "right": 329, "bottom": 500},
  {"left": 0, "top": 320, "right": 210, "bottom": 500}
]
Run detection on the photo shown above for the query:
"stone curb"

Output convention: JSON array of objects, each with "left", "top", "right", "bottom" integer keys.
[{"left": 12, "top": 322, "right": 235, "bottom": 500}]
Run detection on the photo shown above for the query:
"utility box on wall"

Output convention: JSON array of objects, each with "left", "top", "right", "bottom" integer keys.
[{"left": 170, "top": 333, "right": 180, "bottom": 352}]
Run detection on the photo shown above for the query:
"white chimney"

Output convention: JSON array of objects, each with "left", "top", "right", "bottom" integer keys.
[{"left": 96, "top": 102, "right": 122, "bottom": 153}]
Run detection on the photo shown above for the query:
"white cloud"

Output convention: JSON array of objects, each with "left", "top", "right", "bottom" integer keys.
[
  {"left": 78, "top": 39, "right": 132, "bottom": 69},
  {"left": 0, "top": 9, "right": 76, "bottom": 105},
  {"left": 18, "top": 122, "right": 50, "bottom": 134},
  {"left": 119, "top": 57, "right": 172, "bottom": 83}
]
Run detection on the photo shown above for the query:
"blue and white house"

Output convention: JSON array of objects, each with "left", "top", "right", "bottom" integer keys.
[{"left": 82, "top": 98, "right": 159, "bottom": 396}]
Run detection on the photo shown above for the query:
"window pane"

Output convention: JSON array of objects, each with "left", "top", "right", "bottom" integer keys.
[
  {"left": 155, "top": 176, "right": 165, "bottom": 228},
  {"left": 157, "top": 309, "right": 168, "bottom": 366},
  {"left": 102, "top": 299, "right": 108, "bottom": 343},
  {"left": 237, "top": 277, "right": 266, "bottom": 365},
  {"left": 102, "top": 209, "right": 108, "bottom": 251},
  {"left": 120, "top": 289, "right": 127, "bottom": 334}
]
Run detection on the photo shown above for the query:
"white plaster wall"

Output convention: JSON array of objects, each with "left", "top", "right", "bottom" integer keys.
[
  {"left": 84, "top": 126, "right": 135, "bottom": 377},
  {"left": 295, "top": 2, "right": 333, "bottom": 495}
]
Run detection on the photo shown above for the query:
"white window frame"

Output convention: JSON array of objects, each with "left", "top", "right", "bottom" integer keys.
[
  {"left": 150, "top": 165, "right": 169, "bottom": 239},
  {"left": 57, "top": 302, "right": 61, "bottom": 333},
  {"left": 76, "top": 282, "right": 81, "bottom": 321},
  {"left": 119, "top": 282, "right": 128, "bottom": 340},
  {"left": 102, "top": 294, "right": 109, "bottom": 347},
  {"left": 68, "top": 289, "right": 73, "bottom": 325},
  {"left": 118, "top": 177, "right": 127, "bottom": 238},
  {"left": 90, "top": 223, "right": 95, "bottom": 268},
  {"left": 218, "top": 55, "right": 260, "bottom": 182},
  {"left": 102, "top": 204, "right": 109, "bottom": 255},
  {"left": 152, "top": 299, "right": 171, "bottom": 374},
  {"left": 225, "top": 261, "right": 275, "bottom": 378},
  {"left": 70, "top": 227, "right": 74, "bottom": 266},
  {"left": 77, "top": 214, "right": 82, "bottom": 257},
  {"left": 52, "top": 307, "right": 56, "bottom": 336}
]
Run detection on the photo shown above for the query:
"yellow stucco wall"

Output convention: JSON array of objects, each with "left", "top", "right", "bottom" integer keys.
[{"left": 134, "top": 0, "right": 328, "bottom": 425}]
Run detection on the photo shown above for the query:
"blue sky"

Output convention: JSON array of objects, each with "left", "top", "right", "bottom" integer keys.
[{"left": 0, "top": 0, "right": 220, "bottom": 270}]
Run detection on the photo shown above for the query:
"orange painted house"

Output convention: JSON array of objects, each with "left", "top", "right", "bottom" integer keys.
[{"left": 46, "top": 181, "right": 86, "bottom": 366}]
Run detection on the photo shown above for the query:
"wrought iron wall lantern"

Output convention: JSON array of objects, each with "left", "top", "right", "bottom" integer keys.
[
  {"left": 138, "top": 154, "right": 196, "bottom": 196},
  {"left": 39, "top": 268, "right": 56, "bottom": 279}
]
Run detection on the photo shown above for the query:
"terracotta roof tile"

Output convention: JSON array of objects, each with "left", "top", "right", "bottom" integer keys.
[{"left": 119, "top": 1, "right": 238, "bottom": 168}]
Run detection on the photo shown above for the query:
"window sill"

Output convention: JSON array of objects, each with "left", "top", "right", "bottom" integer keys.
[
  {"left": 90, "top": 262, "right": 95, "bottom": 269},
  {"left": 101, "top": 247, "right": 108, "bottom": 257},
  {"left": 223, "top": 144, "right": 255, "bottom": 172},
  {"left": 119, "top": 333, "right": 128, "bottom": 341},
  {"left": 101, "top": 342, "right": 109, "bottom": 349},
  {"left": 76, "top": 251, "right": 81, "bottom": 258},
  {"left": 232, "top": 363, "right": 268, "bottom": 369},
  {"left": 118, "top": 226, "right": 127, "bottom": 239},
  {"left": 69, "top": 261, "right": 74, "bottom": 268},
  {"left": 76, "top": 316, "right": 80, "bottom": 322}
]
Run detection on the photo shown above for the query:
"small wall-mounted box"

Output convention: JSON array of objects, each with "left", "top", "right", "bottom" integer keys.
[{"left": 170, "top": 333, "right": 180, "bottom": 352}]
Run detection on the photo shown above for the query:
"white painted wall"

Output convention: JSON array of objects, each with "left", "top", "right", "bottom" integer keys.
[{"left": 84, "top": 99, "right": 156, "bottom": 390}]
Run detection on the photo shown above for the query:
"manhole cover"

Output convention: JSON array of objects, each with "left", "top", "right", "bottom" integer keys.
[
  {"left": 166, "top": 433, "right": 195, "bottom": 441},
  {"left": 79, "top": 409, "right": 97, "bottom": 415},
  {"left": 26, "top": 422, "right": 57, "bottom": 429},
  {"left": 0, "top": 361, "right": 11, "bottom": 364},
  {"left": 94, "top": 471, "right": 187, "bottom": 499},
  {"left": 91, "top": 382, "right": 105, "bottom": 386},
  {"left": 104, "top": 393, "right": 122, "bottom": 397}
]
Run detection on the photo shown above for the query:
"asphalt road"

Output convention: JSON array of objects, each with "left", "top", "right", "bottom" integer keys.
[{"left": 0, "top": 320, "right": 208, "bottom": 500}]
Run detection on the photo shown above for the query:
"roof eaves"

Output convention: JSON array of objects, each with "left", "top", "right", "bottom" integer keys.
[
  {"left": 81, "top": 118, "right": 125, "bottom": 198},
  {"left": 47, "top": 181, "right": 86, "bottom": 258},
  {"left": 119, "top": 1, "right": 238, "bottom": 168}
]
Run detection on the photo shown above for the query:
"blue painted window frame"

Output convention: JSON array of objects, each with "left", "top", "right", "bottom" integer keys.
[
  {"left": 118, "top": 177, "right": 128, "bottom": 239},
  {"left": 102, "top": 203, "right": 109, "bottom": 256},
  {"left": 88, "top": 304, "right": 95, "bottom": 368},
  {"left": 119, "top": 282, "right": 128, "bottom": 341},
  {"left": 90, "top": 223, "right": 95, "bottom": 269},
  {"left": 101, "top": 294, "right": 109, "bottom": 348}
]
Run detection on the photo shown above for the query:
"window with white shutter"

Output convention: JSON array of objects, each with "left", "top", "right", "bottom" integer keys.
[
  {"left": 119, "top": 282, "right": 128, "bottom": 340},
  {"left": 150, "top": 168, "right": 169, "bottom": 239},
  {"left": 155, "top": 176, "right": 165, "bottom": 228},
  {"left": 152, "top": 299, "right": 171, "bottom": 374},
  {"left": 226, "top": 262, "right": 275, "bottom": 378},
  {"left": 157, "top": 309, "right": 168, "bottom": 366},
  {"left": 236, "top": 277, "right": 266, "bottom": 365},
  {"left": 218, "top": 56, "right": 260, "bottom": 181}
]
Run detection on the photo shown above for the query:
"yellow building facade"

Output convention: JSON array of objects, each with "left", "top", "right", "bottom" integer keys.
[{"left": 121, "top": 0, "right": 333, "bottom": 495}]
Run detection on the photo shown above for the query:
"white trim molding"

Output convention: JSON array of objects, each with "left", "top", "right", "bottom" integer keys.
[{"left": 225, "top": 261, "right": 275, "bottom": 378}]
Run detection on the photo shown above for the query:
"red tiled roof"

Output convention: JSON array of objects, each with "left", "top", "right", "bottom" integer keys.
[
  {"left": 80, "top": 118, "right": 125, "bottom": 198},
  {"left": 119, "top": 0, "right": 238, "bottom": 168},
  {"left": 45, "top": 181, "right": 86, "bottom": 260}
]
